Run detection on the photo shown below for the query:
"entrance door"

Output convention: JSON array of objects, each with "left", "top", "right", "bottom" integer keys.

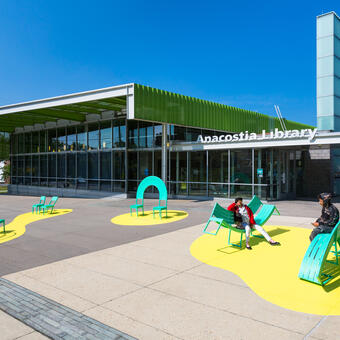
[{"left": 278, "top": 150, "right": 296, "bottom": 199}]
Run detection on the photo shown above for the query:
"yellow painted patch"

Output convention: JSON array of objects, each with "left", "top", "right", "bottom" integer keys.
[
  {"left": 0, "top": 209, "right": 72, "bottom": 244},
  {"left": 111, "top": 210, "right": 188, "bottom": 226},
  {"left": 190, "top": 225, "right": 340, "bottom": 315}
]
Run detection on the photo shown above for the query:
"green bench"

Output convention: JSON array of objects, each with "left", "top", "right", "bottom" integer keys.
[
  {"left": 130, "top": 176, "right": 168, "bottom": 219},
  {"left": 298, "top": 221, "right": 340, "bottom": 286},
  {"left": 203, "top": 202, "right": 248, "bottom": 248}
]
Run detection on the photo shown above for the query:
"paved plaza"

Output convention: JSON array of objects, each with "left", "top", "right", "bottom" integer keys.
[{"left": 0, "top": 194, "right": 339, "bottom": 339}]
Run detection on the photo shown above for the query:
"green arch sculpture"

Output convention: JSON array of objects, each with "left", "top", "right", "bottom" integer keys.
[{"left": 130, "top": 176, "right": 168, "bottom": 218}]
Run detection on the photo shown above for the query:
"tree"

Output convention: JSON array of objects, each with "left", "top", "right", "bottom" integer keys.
[{"left": 1, "top": 162, "right": 10, "bottom": 182}]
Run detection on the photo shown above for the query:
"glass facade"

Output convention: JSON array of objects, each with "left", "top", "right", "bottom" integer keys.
[{"left": 10, "top": 118, "right": 305, "bottom": 200}]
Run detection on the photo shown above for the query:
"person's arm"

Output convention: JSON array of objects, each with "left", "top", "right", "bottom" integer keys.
[
  {"left": 322, "top": 205, "right": 339, "bottom": 227},
  {"left": 227, "top": 203, "right": 236, "bottom": 211},
  {"left": 245, "top": 205, "right": 256, "bottom": 225}
]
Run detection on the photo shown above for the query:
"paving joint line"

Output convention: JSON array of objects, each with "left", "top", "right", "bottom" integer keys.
[
  {"left": 0, "top": 278, "right": 137, "bottom": 340},
  {"left": 303, "top": 315, "right": 328, "bottom": 340}
]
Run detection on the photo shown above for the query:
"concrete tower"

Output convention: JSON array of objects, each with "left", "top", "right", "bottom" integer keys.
[{"left": 317, "top": 11, "right": 340, "bottom": 131}]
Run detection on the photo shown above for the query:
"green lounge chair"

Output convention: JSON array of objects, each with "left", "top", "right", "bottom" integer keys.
[
  {"left": 203, "top": 202, "right": 248, "bottom": 248},
  {"left": 298, "top": 221, "right": 340, "bottom": 286},
  {"left": 0, "top": 219, "right": 5, "bottom": 233},
  {"left": 41, "top": 196, "right": 58, "bottom": 215},
  {"left": 130, "top": 176, "right": 168, "bottom": 218},
  {"left": 247, "top": 195, "right": 280, "bottom": 238},
  {"left": 32, "top": 196, "right": 46, "bottom": 214}
]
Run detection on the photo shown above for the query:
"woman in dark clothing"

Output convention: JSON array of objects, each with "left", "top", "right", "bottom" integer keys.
[{"left": 310, "top": 193, "right": 339, "bottom": 241}]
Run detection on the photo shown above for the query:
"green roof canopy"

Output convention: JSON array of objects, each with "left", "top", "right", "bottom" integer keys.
[{"left": 0, "top": 83, "right": 314, "bottom": 133}]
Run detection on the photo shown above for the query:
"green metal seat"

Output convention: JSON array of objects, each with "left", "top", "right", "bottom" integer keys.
[
  {"left": 130, "top": 176, "right": 168, "bottom": 218},
  {"left": 32, "top": 196, "right": 46, "bottom": 214},
  {"left": 248, "top": 195, "right": 263, "bottom": 215},
  {"left": 41, "top": 196, "right": 58, "bottom": 215},
  {"left": 247, "top": 195, "right": 280, "bottom": 238},
  {"left": 0, "top": 219, "right": 5, "bottom": 233},
  {"left": 298, "top": 221, "right": 340, "bottom": 286},
  {"left": 203, "top": 202, "right": 248, "bottom": 248}
]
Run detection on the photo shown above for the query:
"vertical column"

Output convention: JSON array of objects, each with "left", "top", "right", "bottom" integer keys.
[
  {"left": 317, "top": 12, "right": 340, "bottom": 131},
  {"left": 161, "top": 123, "right": 167, "bottom": 183},
  {"left": 251, "top": 148, "right": 255, "bottom": 197}
]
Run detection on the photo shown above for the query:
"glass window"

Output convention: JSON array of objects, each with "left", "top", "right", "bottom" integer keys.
[
  {"left": 24, "top": 133, "right": 31, "bottom": 153},
  {"left": 32, "top": 155, "right": 39, "bottom": 177},
  {"left": 66, "top": 126, "right": 77, "bottom": 151},
  {"left": 88, "top": 123, "right": 99, "bottom": 150},
  {"left": 154, "top": 150, "right": 161, "bottom": 178},
  {"left": 100, "top": 121, "right": 112, "bottom": 149},
  {"left": 230, "top": 184, "right": 252, "bottom": 198},
  {"left": 88, "top": 152, "right": 98, "bottom": 179},
  {"left": 113, "top": 151, "right": 125, "bottom": 180},
  {"left": 77, "top": 126, "right": 87, "bottom": 151},
  {"left": 139, "top": 151, "right": 152, "bottom": 179},
  {"left": 57, "top": 154, "right": 66, "bottom": 178},
  {"left": 48, "top": 129, "right": 57, "bottom": 153},
  {"left": 11, "top": 156, "right": 17, "bottom": 177},
  {"left": 77, "top": 153, "right": 87, "bottom": 189},
  {"left": 25, "top": 155, "right": 31, "bottom": 176},
  {"left": 40, "top": 131, "right": 47, "bottom": 153},
  {"left": 100, "top": 151, "right": 111, "bottom": 179},
  {"left": 32, "top": 132, "right": 39, "bottom": 153},
  {"left": 154, "top": 125, "right": 162, "bottom": 147},
  {"left": 208, "top": 151, "right": 228, "bottom": 183},
  {"left": 18, "top": 134, "right": 24, "bottom": 154},
  {"left": 127, "top": 151, "right": 137, "bottom": 179},
  {"left": 113, "top": 119, "right": 126, "bottom": 148},
  {"left": 128, "top": 121, "right": 138, "bottom": 148},
  {"left": 67, "top": 153, "right": 76, "bottom": 178},
  {"left": 139, "top": 122, "right": 153, "bottom": 148},
  {"left": 57, "top": 127, "right": 67, "bottom": 152},
  {"left": 186, "top": 127, "right": 201, "bottom": 142},
  {"left": 189, "top": 151, "right": 206, "bottom": 182},
  {"left": 11, "top": 134, "right": 18, "bottom": 155},
  {"left": 17, "top": 156, "right": 24, "bottom": 176},
  {"left": 40, "top": 155, "right": 47, "bottom": 178},
  {"left": 230, "top": 150, "right": 252, "bottom": 184},
  {"left": 48, "top": 154, "right": 56, "bottom": 178}
]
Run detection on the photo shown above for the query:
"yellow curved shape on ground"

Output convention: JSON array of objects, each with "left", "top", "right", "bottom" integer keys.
[
  {"left": 190, "top": 225, "right": 340, "bottom": 315},
  {"left": 111, "top": 210, "right": 188, "bottom": 226},
  {"left": 0, "top": 209, "right": 72, "bottom": 244}
]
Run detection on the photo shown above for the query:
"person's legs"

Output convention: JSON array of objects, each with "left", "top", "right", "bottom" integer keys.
[
  {"left": 243, "top": 223, "right": 251, "bottom": 249},
  {"left": 309, "top": 224, "right": 333, "bottom": 242},
  {"left": 253, "top": 224, "right": 272, "bottom": 242}
]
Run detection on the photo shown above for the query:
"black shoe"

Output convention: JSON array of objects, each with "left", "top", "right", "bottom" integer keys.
[
  {"left": 270, "top": 241, "right": 280, "bottom": 246},
  {"left": 246, "top": 245, "right": 252, "bottom": 250}
]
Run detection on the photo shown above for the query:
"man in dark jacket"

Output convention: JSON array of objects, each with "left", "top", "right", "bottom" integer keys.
[{"left": 310, "top": 193, "right": 339, "bottom": 241}]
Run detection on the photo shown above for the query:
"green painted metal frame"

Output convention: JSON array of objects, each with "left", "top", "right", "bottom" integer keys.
[
  {"left": 41, "top": 196, "right": 58, "bottom": 215},
  {"left": 298, "top": 221, "right": 340, "bottom": 286},
  {"left": 0, "top": 219, "right": 5, "bottom": 233},
  {"left": 203, "top": 202, "right": 246, "bottom": 248},
  {"left": 130, "top": 176, "right": 168, "bottom": 218},
  {"left": 32, "top": 196, "right": 46, "bottom": 214}
]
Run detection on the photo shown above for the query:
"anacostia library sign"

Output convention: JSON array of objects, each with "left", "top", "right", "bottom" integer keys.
[{"left": 196, "top": 128, "right": 318, "bottom": 144}]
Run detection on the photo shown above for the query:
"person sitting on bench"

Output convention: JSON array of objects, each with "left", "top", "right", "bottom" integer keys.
[
  {"left": 310, "top": 193, "right": 339, "bottom": 242},
  {"left": 228, "top": 197, "right": 280, "bottom": 250}
]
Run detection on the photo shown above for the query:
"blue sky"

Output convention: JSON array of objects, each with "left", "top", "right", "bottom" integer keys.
[{"left": 0, "top": 1, "right": 339, "bottom": 126}]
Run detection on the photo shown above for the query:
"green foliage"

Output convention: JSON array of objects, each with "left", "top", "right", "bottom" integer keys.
[{"left": 1, "top": 163, "right": 10, "bottom": 182}]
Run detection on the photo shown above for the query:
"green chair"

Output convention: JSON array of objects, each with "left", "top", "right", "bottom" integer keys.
[
  {"left": 130, "top": 176, "right": 168, "bottom": 218},
  {"left": 32, "top": 196, "right": 46, "bottom": 214},
  {"left": 247, "top": 195, "right": 280, "bottom": 238},
  {"left": 0, "top": 219, "right": 5, "bottom": 233},
  {"left": 41, "top": 196, "right": 58, "bottom": 215},
  {"left": 298, "top": 221, "right": 340, "bottom": 286},
  {"left": 203, "top": 202, "right": 247, "bottom": 248}
]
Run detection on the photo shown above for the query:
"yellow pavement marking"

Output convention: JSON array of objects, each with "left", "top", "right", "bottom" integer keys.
[
  {"left": 111, "top": 210, "right": 188, "bottom": 226},
  {"left": 190, "top": 225, "right": 340, "bottom": 315},
  {"left": 0, "top": 209, "right": 72, "bottom": 244}
]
